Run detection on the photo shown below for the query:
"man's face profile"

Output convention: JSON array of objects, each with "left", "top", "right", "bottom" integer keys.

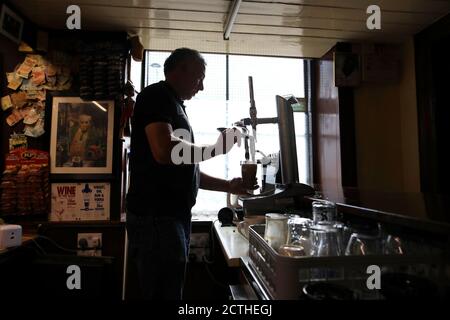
[
  {"left": 79, "top": 114, "right": 92, "bottom": 133},
  {"left": 178, "top": 59, "right": 205, "bottom": 100}
]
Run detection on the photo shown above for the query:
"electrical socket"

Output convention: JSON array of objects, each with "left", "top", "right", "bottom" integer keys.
[{"left": 77, "top": 233, "right": 102, "bottom": 256}]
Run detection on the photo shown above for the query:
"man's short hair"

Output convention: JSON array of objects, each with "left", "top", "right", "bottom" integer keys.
[
  {"left": 164, "top": 48, "right": 206, "bottom": 75},
  {"left": 79, "top": 114, "right": 92, "bottom": 122}
]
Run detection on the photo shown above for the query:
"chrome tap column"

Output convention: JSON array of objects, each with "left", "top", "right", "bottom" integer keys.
[{"left": 276, "top": 95, "right": 299, "bottom": 185}]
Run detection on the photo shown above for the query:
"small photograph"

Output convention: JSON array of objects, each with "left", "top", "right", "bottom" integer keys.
[{"left": 0, "top": 4, "right": 24, "bottom": 44}]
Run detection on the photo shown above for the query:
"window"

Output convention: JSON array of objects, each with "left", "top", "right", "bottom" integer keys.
[{"left": 141, "top": 51, "right": 311, "bottom": 214}]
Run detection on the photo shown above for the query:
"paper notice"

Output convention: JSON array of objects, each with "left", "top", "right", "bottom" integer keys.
[
  {"left": 17, "top": 63, "right": 32, "bottom": 79},
  {"left": 24, "top": 56, "right": 38, "bottom": 67},
  {"left": 25, "top": 90, "right": 46, "bottom": 102},
  {"left": 20, "top": 78, "right": 39, "bottom": 91},
  {"left": 31, "top": 67, "right": 46, "bottom": 86},
  {"left": 30, "top": 102, "right": 45, "bottom": 114},
  {"left": 24, "top": 118, "right": 45, "bottom": 137},
  {"left": 6, "top": 109, "right": 24, "bottom": 126},
  {"left": 23, "top": 108, "right": 40, "bottom": 125},
  {"left": 1, "top": 95, "right": 13, "bottom": 111},
  {"left": 19, "top": 106, "right": 32, "bottom": 119},
  {"left": 37, "top": 90, "right": 46, "bottom": 101},
  {"left": 10, "top": 92, "right": 28, "bottom": 108},
  {"left": 6, "top": 72, "right": 23, "bottom": 90},
  {"left": 16, "top": 55, "right": 39, "bottom": 79}
]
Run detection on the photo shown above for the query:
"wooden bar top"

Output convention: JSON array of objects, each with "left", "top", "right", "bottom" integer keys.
[{"left": 213, "top": 220, "right": 249, "bottom": 267}]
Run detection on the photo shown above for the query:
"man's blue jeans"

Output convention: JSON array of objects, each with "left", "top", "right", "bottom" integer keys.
[{"left": 126, "top": 211, "right": 191, "bottom": 300}]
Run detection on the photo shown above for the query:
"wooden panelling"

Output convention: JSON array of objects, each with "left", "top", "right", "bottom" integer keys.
[
  {"left": 415, "top": 14, "right": 450, "bottom": 193},
  {"left": 312, "top": 54, "right": 344, "bottom": 199},
  {"left": 13, "top": 0, "right": 450, "bottom": 57}
]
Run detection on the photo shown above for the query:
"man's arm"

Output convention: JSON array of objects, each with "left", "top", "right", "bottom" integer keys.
[
  {"left": 200, "top": 171, "right": 257, "bottom": 195},
  {"left": 199, "top": 171, "right": 230, "bottom": 192},
  {"left": 145, "top": 122, "right": 202, "bottom": 164},
  {"left": 145, "top": 122, "right": 238, "bottom": 165}
]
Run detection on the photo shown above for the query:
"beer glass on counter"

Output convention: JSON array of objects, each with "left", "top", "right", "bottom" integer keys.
[
  {"left": 310, "top": 224, "right": 343, "bottom": 257},
  {"left": 241, "top": 160, "right": 257, "bottom": 190},
  {"left": 264, "top": 213, "right": 289, "bottom": 251}
]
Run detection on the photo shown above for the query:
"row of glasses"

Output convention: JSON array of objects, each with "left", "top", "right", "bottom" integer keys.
[
  {"left": 264, "top": 202, "right": 409, "bottom": 258},
  {"left": 281, "top": 205, "right": 407, "bottom": 257}
]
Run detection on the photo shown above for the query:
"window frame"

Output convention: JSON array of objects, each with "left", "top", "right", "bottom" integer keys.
[{"left": 138, "top": 50, "right": 314, "bottom": 212}]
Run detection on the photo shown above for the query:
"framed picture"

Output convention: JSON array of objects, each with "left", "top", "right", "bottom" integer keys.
[
  {"left": 333, "top": 52, "right": 361, "bottom": 87},
  {"left": 0, "top": 4, "right": 24, "bottom": 44},
  {"left": 50, "top": 182, "right": 110, "bottom": 221},
  {"left": 49, "top": 96, "right": 114, "bottom": 174}
]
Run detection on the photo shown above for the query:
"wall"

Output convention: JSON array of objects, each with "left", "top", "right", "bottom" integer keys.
[
  {"left": 0, "top": 31, "right": 24, "bottom": 172},
  {"left": 312, "top": 55, "right": 344, "bottom": 201},
  {"left": 415, "top": 13, "right": 450, "bottom": 193},
  {"left": 353, "top": 39, "right": 420, "bottom": 193}
]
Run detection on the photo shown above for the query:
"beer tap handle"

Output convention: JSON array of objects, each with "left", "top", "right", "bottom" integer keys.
[
  {"left": 242, "top": 127, "right": 250, "bottom": 160},
  {"left": 248, "top": 76, "right": 257, "bottom": 142}
]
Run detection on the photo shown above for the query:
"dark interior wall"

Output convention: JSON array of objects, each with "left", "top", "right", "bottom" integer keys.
[
  {"left": 312, "top": 44, "right": 358, "bottom": 200},
  {"left": 415, "top": 13, "right": 450, "bottom": 193},
  {"left": 0, "top": 35, "right": 23, "bottom": 172},
  {"left": 0, "top": 4, "right": 129, "bottom": 298},
  {"left": 0, "top": 0, "right": 41, "bottom": 172},
  {"left": 1, "top": 28, "right": 128, "bottom": 222},
  {"left": 0, "top": 1, "right": 29, "bottom": 172},
  {"left": 312, "top": 54, "right": 342, "bottom": 199}
]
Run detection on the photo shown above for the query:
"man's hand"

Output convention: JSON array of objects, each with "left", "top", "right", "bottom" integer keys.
[
  {"left": 215, "top": 127, "right": 242, "bottom": 155},
  {"left": 228, "top": 177, "right": 258, "bottom": 195}
]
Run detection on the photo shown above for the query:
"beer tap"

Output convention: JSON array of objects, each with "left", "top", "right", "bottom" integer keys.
[
  {"left": 248, "top": 76, "right": 257, "bottom": 142},
  {"left": 233, "top": 76, "right": 278, "bottom": 128}
]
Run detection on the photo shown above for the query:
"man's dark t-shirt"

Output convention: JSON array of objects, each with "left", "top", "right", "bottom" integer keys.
[{"left": 126, "top": 81, "right": 200, "bottom": 218}]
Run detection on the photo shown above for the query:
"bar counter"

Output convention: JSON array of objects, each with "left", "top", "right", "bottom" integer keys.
[{"left": 213, "top": 220, "right": 248, "bottom": 267}]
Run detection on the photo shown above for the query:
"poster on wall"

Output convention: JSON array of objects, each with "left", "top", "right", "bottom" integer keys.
[
  {"left": 49, "top": 96, "right": 114, "bottom": 175},
  {"left": 50, "top": 182, "right": 110, "bottom": 221}
]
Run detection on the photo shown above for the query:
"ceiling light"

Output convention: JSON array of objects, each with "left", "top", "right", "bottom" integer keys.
[{"left": 224, "top": 0, "right": 242, "bottom": 40}]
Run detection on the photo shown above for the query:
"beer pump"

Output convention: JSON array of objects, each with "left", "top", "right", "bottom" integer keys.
[{"left": 235, "top": 76, "right": 315, "bottom": 216}]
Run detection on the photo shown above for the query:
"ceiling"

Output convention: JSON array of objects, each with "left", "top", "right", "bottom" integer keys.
[{"left": 12, "top": 0, "right": 450, "bottom": 57}]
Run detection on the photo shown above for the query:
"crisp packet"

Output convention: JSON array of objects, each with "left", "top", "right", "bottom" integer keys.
[{"left": 9, "top": 133, "right": 28, "bottom": 151}]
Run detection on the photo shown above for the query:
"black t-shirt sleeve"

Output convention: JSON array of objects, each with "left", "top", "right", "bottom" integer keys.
[{"left": 134, "top": 86, "right": 174, "bottom": 128}]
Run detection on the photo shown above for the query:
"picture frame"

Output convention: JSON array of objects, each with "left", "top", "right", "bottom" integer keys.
[
  {"left": 0, "top": 4, "right": 24, "bottom": 44},
  {"left": 49, "top": 96, "right": 115, "bottom": 175},
  {"left": 50, "top": 182, "right": 111, "bottom": 221}
]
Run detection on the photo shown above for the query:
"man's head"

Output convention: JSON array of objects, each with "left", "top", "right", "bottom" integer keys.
[
  {"left": 79, "top": 114, "right": 92, "bottom": 133},
  {"left": 164, "top": 48, "right": 206, "bottom": 101}
]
